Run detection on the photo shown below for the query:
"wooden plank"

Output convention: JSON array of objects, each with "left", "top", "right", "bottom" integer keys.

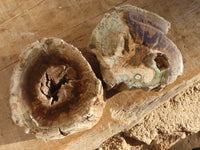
[
  {"left": 0, "top": 0, "right": 200, "bottom": 149},
  {"left": 0, "top": 0, "right": 126, "bottom": 67}
]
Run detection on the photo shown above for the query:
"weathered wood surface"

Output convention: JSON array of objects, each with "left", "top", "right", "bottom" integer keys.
[{"left": 0, "top": 0, "right": 200, "bottom": 149}]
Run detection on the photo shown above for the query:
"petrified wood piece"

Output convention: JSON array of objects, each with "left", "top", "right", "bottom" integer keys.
[
  {"left": 9, "top": 37, "right": 105, "bottom": 141},
  {"left": 89, "top": 5, "right": 183, "bottom": 90}
]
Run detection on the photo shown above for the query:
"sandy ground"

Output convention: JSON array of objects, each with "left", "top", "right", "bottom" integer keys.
[{"left": 97, "top": 81, "right": 200, "bottom": 150}]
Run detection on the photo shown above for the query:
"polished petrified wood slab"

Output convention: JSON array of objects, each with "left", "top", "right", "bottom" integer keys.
[{"left": 0, "top": 0, "right": 200, "bottom": 150}]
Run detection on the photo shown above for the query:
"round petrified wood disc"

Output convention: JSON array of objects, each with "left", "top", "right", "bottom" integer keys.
[
  {"left": 89, "top": 5, "right": 183, "bottom": 90},
  {"left": 9, "top": 37, "right": 105, "bottom": 141}
]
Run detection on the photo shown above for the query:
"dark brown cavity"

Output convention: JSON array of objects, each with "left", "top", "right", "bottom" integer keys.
[
  {"left": 40, "top": 65, "right": 72, "bottom": 106},
  {"left": 21, "top": 50, "right": 85, "bottom": 126},
  {"left": 154, "top": 53, "right": 169, "bottom": 71},
  {"left": 142, "top": 53, "right": 169, "bottom": 71}
]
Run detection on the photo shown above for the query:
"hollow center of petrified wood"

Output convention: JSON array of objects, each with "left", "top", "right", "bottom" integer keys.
[
  {"left": 38, "top": 65, "right": 77, "bottom": 107},
  {"left": 154, "top": 53, "right": 169, "bottom": 71}
]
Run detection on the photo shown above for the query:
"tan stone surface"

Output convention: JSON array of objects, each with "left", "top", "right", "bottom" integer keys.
[{"left": 97, "top": 81, "right": 200, "bottom": 150}]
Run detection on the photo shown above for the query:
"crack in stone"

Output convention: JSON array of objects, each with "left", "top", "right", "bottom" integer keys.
[{"left": 40, "top": 70, "right": 70, "bottom": 105}]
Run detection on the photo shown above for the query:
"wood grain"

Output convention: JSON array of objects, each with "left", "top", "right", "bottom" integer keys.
[{"left": 0, "top": 0, "right": 200, "bottom": 149}]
